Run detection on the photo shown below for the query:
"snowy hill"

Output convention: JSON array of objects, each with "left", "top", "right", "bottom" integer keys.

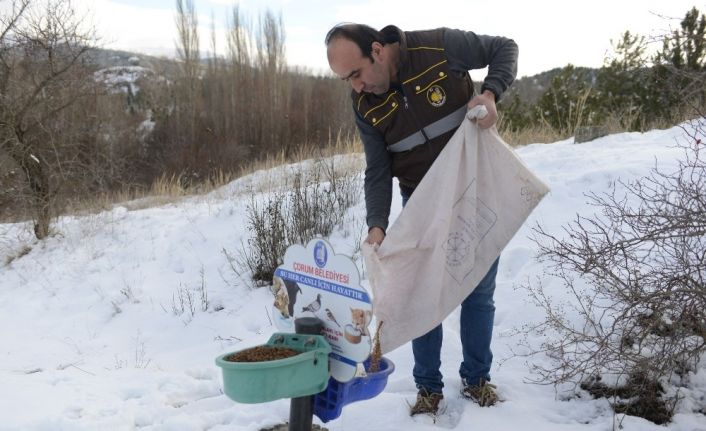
[{"left": 1, "top": 123, "right": 705, "bottom": 431}]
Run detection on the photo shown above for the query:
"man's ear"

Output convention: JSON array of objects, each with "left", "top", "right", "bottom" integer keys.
[{"left": 371, "top": 41, "right": 384, "bottom": 60}]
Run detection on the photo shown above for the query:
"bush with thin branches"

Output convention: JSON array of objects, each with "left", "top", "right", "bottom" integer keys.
[{"left": 520, "top": 118, "right": 706, "bottom": 423}]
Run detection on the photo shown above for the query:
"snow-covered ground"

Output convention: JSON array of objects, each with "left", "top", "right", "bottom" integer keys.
[
  {"left": 94, "top": 65, "right": 154, "bottom": 95},
  {"left": 1, "top": 121, "right": 705, "bottom": 431}
]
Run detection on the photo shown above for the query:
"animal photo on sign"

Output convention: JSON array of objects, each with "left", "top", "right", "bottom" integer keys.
[{"left": 271, "top": 276, "right": 302, "bottom": 318}]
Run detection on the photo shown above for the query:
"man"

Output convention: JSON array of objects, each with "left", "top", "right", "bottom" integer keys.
[{"left": 326, "top": 23, "right": 518, "bottom": 415}]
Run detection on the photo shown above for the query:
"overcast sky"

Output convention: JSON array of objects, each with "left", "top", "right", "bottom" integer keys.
[{"left": 75, "top": 0, "right": 701, "bottom": 78}]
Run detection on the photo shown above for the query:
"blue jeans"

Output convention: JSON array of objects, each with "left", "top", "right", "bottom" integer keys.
[{"left": 401, "top": 190, "right": 498, "bottom": 394}]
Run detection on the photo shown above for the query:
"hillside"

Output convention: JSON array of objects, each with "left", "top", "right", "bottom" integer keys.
[
  {"left": 501, "top": 66, "right": 598, "bottom": 105},
  {"left": 89, "top": 46, "right": 595, "bottom": 106},
  {"left": 1, "top": 120, "right": 704, "bottom": 430}
]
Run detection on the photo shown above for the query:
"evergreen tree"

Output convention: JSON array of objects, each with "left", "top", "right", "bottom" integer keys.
[
  {"left": 593, "top": 31, "right": 653, "bottom": 129},
  {"left": 534, "top": 65, "right": 595, "bottom": 134},
  {"left": 650, "top": 7, "right": 706, "bottom": 121},
  {"left": 657, "top": 7, "right": 706, "bottom": 70}
]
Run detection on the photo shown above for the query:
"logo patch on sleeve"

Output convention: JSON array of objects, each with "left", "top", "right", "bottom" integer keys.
[{"left": 427, "top": 85, "right": 446, "bottom": 107}]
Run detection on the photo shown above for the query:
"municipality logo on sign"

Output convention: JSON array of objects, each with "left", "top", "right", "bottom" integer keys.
[{"left": 314, "top": 240, "right": 328, "bottom": 268}]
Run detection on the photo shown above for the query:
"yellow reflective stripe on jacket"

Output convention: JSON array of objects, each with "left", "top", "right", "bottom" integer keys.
[{"left": 402, "top": 60, "right": 448, "bottom": 85}]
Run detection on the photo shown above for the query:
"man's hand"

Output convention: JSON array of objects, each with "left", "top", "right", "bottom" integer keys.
[
  {"left": 365, "top": 226, "right": 386, "bottom": 245},
  {"left": 467, "top": 90, "right": 498, "bottom": 129}
]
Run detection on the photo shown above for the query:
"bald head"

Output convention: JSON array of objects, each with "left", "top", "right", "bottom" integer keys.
[
  {"left": 325, "top": 23, "right": 383, "bottom": 60},
  {"left": 325, "top": 23, "right": 397, "bottom": 95}
]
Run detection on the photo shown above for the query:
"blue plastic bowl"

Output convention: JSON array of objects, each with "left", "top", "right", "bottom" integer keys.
[{"left": 314, "top": 357, "right": 395, "bottom": 423}]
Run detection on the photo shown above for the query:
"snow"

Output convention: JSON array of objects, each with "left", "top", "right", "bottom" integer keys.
[
  {"left": 94, "top": 66, "right": 153, "bottom": 95},
  {"left": 1, "top": 121, "right": 705, "bottom": 431},
  {"left": 138, "top": 114, "right": 156, "bottom": 139}
]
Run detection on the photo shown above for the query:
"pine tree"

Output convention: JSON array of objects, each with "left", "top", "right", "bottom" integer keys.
[
  {"left": 650, "top": 7, "right": 706, "bottom": 121},
  {"left": 593, "top": 31, "right": 653, "bottom": 129},
  {"left": 534, "top": 65, "right": 595, "bottom": 134}
]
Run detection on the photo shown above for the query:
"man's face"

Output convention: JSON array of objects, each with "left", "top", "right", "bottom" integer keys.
[{"left": 327, "top": 38, "right": 390, "bottom": 95}]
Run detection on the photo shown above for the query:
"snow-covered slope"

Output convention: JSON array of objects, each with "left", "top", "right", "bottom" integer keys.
[{"left": 1, "top": 122, "right": 704, "bottom": 431}]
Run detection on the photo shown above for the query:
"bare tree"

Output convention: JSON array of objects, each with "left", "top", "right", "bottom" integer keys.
[
  {"left": 142, "top": 4, "right": 354, "bottom": 184},
  {"left": 174, "top": 0, "right": 201, "bottom": 170},
  {"left": 226, "top": 5, "right": 254, "bottom": 156},
  {"left": 254, "top": 10, "right": 287, "bottom": 155},
  {"left": 175, "top": 0, "right": 200, "bottom": 79},
  {"left": 0, "top": 0, "right": 98, "bottom": 238}
]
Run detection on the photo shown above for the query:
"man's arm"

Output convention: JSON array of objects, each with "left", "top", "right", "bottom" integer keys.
[
  {"left": 443, "top": 28, "right": 518, "bottom": 99},
  {"left": 355, "top": 109, "right": 393, "bottom": 243},
  {"left": 443, "top": 28, "right": 518, "bottom": 128}
]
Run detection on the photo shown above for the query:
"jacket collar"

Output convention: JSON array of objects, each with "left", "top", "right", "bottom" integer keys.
[{"left": 380, "top": 25, "right": 408, "bottom": 82}]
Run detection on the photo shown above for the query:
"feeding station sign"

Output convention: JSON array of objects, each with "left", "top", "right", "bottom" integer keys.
[{"left": 272, "top": 238, "right": 372, "bottom": 382}]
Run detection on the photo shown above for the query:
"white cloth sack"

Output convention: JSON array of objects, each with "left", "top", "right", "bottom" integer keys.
[{"left": 362, "top": 106, "right": 550, "bottom": 354}]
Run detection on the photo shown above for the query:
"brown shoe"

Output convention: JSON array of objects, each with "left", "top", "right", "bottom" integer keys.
[
  {"left": 409, "top": 388, "right": 444, "bottom": 416},
  {"left": 460, "top": 378, "right": 498, "bottom": 407}
]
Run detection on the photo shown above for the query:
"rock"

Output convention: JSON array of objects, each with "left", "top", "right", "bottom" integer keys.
[{"left": 575, "top": 126, "right": 608, "bottom": 143}]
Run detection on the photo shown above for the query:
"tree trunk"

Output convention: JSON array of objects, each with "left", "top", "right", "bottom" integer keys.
[
  {"left": 14, "top": 149, "right": 52, "bottom": 239},
  {"left": 27, "top": 160, "right": 51, "bottom": 239}
]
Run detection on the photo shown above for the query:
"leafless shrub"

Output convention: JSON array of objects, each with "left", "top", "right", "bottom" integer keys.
[
  {"left": 120, "top": 283, "right": 139, "bottom": 304},
  {"left": 197, "top": 266, "right": 209, "bottom": 312},
  {"left": 286, "top": 161, "right": 352, "bottom": 245},
  {"left": 238, "top": 190, "right": 288, "bottom": 285},
  {"left": 519, "top": 119, "right": 706, "bottom": 423},
  {"left": 166, "top": 268, "right": 210, "bottom": 319},
  {"left": 171, "top": 283, "right": 196, "bottom": 318},
  {"left": 133, "top": 337, "right": 151, "bottom": 369},
  {"left": 235, "top": 159, "right": 360, "bottom": 286},
  {"left": 113, "top": 332, "right": 152, "bottom": 370}
]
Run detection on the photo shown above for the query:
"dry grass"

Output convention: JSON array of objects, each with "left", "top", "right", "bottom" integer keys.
[
  {"left": 498, "top": 107, "right": 697, "bottom": 147},
  {"left": 234, "top": 129, "right": 361, "bottom": 178},
  {"left": 499, "top": 124, "right": 568, "bottom": 146},
  {"left": 57, "top": 130, "right": 363, "bottom": 217},
  {"left": 59, "top": 171, "right": 234, "bottom": 216}
]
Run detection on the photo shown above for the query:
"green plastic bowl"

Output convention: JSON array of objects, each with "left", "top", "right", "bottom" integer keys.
[{"left": 215, "top": 333, "right": 332, "bottom": 403}]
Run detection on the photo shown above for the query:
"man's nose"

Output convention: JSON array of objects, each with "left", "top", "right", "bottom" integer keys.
[{"left": 351, "top": 78, "right": 364, "bottom": 93}]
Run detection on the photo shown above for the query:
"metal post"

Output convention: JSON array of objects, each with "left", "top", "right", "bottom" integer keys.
[{"left": 289, "top": 317, "right": 324, "bottom": 431}]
